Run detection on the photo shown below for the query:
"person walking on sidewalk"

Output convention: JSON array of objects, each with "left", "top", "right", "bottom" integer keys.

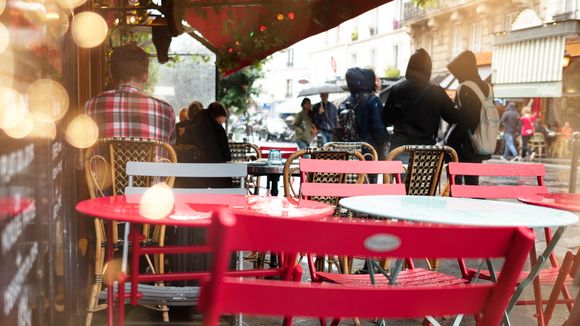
[
  {"left": 293, "top": 97, "right": 315, "bottom": 149},
  {"left": 500, "top": 102, "right": 521, "bottom": 161},
  {"left": 520, "top": 106, "right": 538, "bottom": 160},
  {"left": 312, "top": 93, "right": 338, "bottom": 144}
]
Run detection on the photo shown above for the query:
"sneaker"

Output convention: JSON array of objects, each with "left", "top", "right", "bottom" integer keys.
[
  {"left": 529, "top": 152, "right": 536, "bottom": 161},
  {"left": 500, "top": 156, "right": 508, "bottom": 161},
  {"left": 510, "top": 156, "right": 522, "bottom": 162}
]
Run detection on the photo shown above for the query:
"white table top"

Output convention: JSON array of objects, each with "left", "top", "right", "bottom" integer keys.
[{"left": 339, "top": 195, "right": 578, "bottom": 228}]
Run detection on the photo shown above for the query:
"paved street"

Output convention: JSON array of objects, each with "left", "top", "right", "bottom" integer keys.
[{"left": 94, "top": 153, "right": 579, "bottom": 325}]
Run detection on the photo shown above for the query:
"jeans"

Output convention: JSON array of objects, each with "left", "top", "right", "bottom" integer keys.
[
  {"left": 319, "top": 130, "right": 333, "bottom": 145},
  {"left": 503, "top": 132, "right": 518, "bottom": 158},
  {"left": 522, "top": 135, "right": 532, "bottom": 157},
  {"left": 296, "top": 140, "right": 309, "bottom": 149}
]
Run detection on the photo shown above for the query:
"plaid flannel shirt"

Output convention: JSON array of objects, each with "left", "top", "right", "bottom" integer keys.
[{"left": 85, "top": 85, "right": 176, "bottom": 144}]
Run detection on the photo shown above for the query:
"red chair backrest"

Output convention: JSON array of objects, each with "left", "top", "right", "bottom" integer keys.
[
  {"left": 448, "top": 162, "right": 548, "bottom": 198},
  {"left": 259, "top": 145, "right": 298, "bottom": 159},
  {"left": 200, "top": 210, "right": 534, "bottom": 325},
  {"left": 299, "top": 159, "right": 406, "bottom": 198}
]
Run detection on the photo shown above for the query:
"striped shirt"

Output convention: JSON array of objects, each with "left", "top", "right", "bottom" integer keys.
[{"left": 85, "top": 85, "right": 176, "bottom": 144}]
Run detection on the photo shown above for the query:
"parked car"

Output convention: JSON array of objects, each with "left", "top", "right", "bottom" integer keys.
[{"left": 266, "top": 117, "right": 294, "bottom": 142}]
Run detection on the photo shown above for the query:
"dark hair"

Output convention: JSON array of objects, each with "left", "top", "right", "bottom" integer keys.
[
  {"left": 207, "top": 102, "right": 228, "bottom": 119},
  {"left": 110, "top": 44, "right": 149, "bottom": 83},
  {"left": 188, "top": 101, "right": 204, "bottom": 119},
  {"left": 301, "top": 97, "right": 311, "bottom": 107}
]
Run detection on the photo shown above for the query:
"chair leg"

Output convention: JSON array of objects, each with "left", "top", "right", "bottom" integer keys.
[
  {"left": 544, "top": 252, "right": 574, "bottom": 323},
  {"left": 529, "top": 248, "right": 547, "bottom": 326},
  {"left": 85, "top": 279, "right": 102, "bottom": 326}
]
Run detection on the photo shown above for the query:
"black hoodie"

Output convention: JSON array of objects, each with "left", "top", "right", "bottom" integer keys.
[
  {"left": 445, "top": 50, "right": 491, "bottom": 162},
  {"left": 383, "top": 49, "right": 460, "bottom": 149}
]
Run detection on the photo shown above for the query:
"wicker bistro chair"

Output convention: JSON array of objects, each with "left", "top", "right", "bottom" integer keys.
[
  {"left": 84, "top": 137, "right": 177, "bottom": 325},
  {"left": 323, "top": 141, "right": 378, "bottom": 161},
  {"left": 228, "top": 142, "right": 261, "bottom": 193},
  {"left": 283, "top": 147, "right": 365, "bottom": 207},
  {"left": 386, "top": 145, "right": 459, "bottom": 196}
]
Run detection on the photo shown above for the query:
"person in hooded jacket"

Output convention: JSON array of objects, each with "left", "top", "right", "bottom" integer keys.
[
  {"left": 445, "top": 50, "right": 493, "bottom": 185},
  {"left": 342, "top": 67, "right": 387, "bottom": 160},
  {"left": 189, "top": 102, "right": 232, "bottom": 188},
  {"left": 500, "top": 102, "right": 521, "bottom": 161},
  {"left": 383, "top": 49, "right": 460, "bottom": 161}
]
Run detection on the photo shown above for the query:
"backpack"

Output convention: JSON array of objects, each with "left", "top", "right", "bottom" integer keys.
[
  {"left": 333, "top": 94, "right": 369, "bottom": 142},
  {"left": 457, "top": 81, "right": 499, "bottom": 156}
]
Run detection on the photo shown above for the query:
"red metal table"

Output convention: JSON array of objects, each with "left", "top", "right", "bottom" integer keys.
[
  {"left": 76, "top": 194, "right": 333, "bottom": 325},
  {"left": 518, "top": 193, "right": 580, "bottom": 212}
]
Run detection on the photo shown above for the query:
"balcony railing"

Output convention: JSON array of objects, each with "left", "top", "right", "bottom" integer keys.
[{"left": 403, "top": 1, "right": 426, "bottom": 21}]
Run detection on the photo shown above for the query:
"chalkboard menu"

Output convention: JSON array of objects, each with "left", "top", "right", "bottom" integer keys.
[{"left": 0, "top": 135, "right": 64, "bottom": 326}]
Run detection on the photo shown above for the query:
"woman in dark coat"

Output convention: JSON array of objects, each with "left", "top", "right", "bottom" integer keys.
[
  {"left": 445, "top": 50, "right": 491, "bottom": 185},
  {"left": 190, "top": 101, "right": 232, "bottom": 188},
  {"left": 384, "top": 48, "right": 460, "bottom": 158}
]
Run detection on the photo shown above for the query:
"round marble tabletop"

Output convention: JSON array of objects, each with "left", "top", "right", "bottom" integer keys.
[{"left": 339, "top": 195, "right": 578, "bottom": 228}]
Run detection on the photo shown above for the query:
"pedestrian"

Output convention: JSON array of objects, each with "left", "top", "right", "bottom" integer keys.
[
  {"left": 312, "top": 92, "right": 338, "bottom": 144},
  {"left": 445, "top": 50, "right": 493, "bottom": 185},
  {"left": 85, "top": 43, "right": 176, "bottom": 144},
  {"left": 343, "top": 67, "right": 387, "bottom": 160},
  {"left": 520, "top": 106, "right": 539, "bottom": 160},
  {"left": 175, "top": 100, "right": 203, "bottom": 145},
  {"left": 292, "top": 97, "right": 315, "bottom": 149},
  {"left": 384, "top": 48, "right": 460, "bottom": 163},
  {"left": 500, "top": 102, "right": 521, "bottom": 161}
]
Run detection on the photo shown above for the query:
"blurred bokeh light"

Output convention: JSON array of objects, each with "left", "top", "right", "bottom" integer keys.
[
  {"left": 3, "top": 110, "right": 34, "bottom": 139},
  {"left": 56, "top": 0, "right": 87, "bottom": 10},
  {"left": 139, "top": 183, "right": 175, "bottom": 220},
  {"left": 71, "top": 12, "right": 108, "bottom": 48},
  {"left": 65, "top": 114, "right": 99, "bottom": 148},
  {"left": 27, "top": 79, "right": 69, "bottom": 123},
  {"left": 0, "top": 87, "right": 26, "bottom": 130}
]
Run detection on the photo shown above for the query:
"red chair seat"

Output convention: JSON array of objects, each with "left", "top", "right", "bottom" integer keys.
[
  {"left": 317, "top": 268, "right": 469, "bottom": 287},
  {"left": 468, "top": 266, "right": 574, "bottom": 285}
]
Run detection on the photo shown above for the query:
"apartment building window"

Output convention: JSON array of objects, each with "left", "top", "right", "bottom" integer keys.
[
  {"left": 351, "top": 18, "right": 359, "bottom": 41},
  {"left": 370, "top": 48, "right": 377, "bottom": 70},
  {"left": 451, "top": 25, "right": 463, "bottom": 57},
  {"left": 566, "top": 0, "right": 577, "bottom": 13},
  {"left": 369, "top": 9, "right": 379, "bottom": 36},
  {"left": 286, "top": 49, "right": 294, "bottom": 67},
  {"left": 351, "top": 53, "right": 358, "bottom": 66},
  {"left": 285, "top": 79, "right": 293, "bottom": 98},
  {"left": 469, "top": 22, "right": 482, "bottom": 53},
  {"left": 393, "top": 45, "right": 399, "bottom": 69}
]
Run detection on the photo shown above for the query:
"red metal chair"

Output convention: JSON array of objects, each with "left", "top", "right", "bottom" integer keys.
[
  {"left": 447, "top": 162, "right": 574, "bottom": 325},
  {"left": 199, "top": 209, "right": 534, "bottom": 326},
  {"left": 259, "top": 145, "right": 298, "bottom": 159}
]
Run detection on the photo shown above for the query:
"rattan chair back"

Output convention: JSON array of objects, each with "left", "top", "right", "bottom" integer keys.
[
  {"left": 83, "top": 137, "right": 176, "bottom": 325},
  {"left": 323, "top": 141, "right": 378, "bottom": 161},
  {"left": 386, "top": 145, "right": 458, "bottom": 196},
  {"left": 228, "top": 142, "right": 261, "bottom": 162},
  {"left": 283, "top": 147, "right": 365, "bottom": 206}
]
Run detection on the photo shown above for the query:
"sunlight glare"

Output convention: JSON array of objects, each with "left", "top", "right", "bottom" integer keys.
[
  {"left": 27, "top": 79, "right": 69, "bottom": 123},
  {"left": 56, "top": 0, "right": 87, "bottom": 10},
  {"left": 71, "top": 12, "right": 108, "bottom": 48},
  {"left": 139, "top": 182, "right": 175, "bottom": 220},
  {"left": 3, "top": 111, "right": 34, "bottom": 139},
  {"left": 0, "top": 23, "right": 9, "bottom": 54},
  {"left": 0, "top": 87, "right": 26, "bottom": 130},
  {"left": 65, "top": 114, "right": 99, "bottom": 149}
]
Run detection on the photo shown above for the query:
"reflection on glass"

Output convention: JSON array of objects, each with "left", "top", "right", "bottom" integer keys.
[
  {"left": 0, "top": 87, "right": 26, "bottom": 130},
  {"left": 65, "top": 114, "right": 99, "bottom": 148},
  {"left": 71, "top": 12, "right": 108, "bottom": 48},
  {"left": 56, "top": 0, "right": 87, "bottom": 10},
  {"left": 0, "top": 23, "right": 9, "bottom": 54},
  {"left": 3, "top": 111, "right": 33, "bottom": 139},
  {"left": 27, "top": 79, "right": 69, "bottom": 123}
]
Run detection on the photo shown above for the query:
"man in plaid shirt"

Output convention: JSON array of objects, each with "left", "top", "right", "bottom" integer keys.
[{"left": 85, "top": 44, "right": 176, "bottom": 144}]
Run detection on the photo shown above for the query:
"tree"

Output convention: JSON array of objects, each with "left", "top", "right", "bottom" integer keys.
[{"left": 218, "top": 60, "right": 267, "bottom": 116}]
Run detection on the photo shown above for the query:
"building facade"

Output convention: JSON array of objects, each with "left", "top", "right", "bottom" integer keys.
[{"left": 257, "top": 0, "right": 412, "bottom": 108}]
